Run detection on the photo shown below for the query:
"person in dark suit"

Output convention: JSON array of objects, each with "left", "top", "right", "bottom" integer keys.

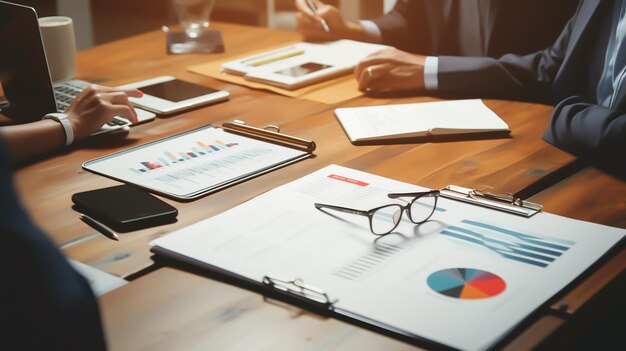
[
  {"left": 355, "top": 0, "right": 626, "bottom": 175},
  {"left": 296, "top": 0, "right": 578, "bottom": 57},
  {"left": 0, "top": 135, "right": 107, "bottom": 349}
]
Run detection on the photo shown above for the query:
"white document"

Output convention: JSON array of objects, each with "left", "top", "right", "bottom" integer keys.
[
  {"left": 221, "top": 40, "right": 389, "bottom": 90},
  {"left": 335, "top": 99, "right": 510, "bottom": 142},
  {"left": 83, "top": 126, "right": 308, "bottom": 199},
  {"left": 69, "top": 259, "right": 127, "bottom": 296},
  {"left": 151, "top": 165, "right": 624, "bottom": 350}
]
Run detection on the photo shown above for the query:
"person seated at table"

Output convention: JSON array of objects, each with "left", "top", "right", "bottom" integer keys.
[
  {"left": 295, "top": 0, "right": 578, "bottom": 58},
  {"left": 353, "top": 0, "right": 626, "bottom": 176},
  {"left": 0, "top": 134, "right": 106, "bottom": 349},
  {"left": 0, "top": 85, "right": 142, "bottom": 162}
]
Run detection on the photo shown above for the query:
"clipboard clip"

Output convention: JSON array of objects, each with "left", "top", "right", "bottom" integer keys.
[
  {"left": 262, "top": 275, "right": 337, "bottom": 311},
  {"left": 440, "top": 185, "right": 543, "bottom": 217},
  {"left": 222, "top": 120, "right": 316, "bottom": 153}
]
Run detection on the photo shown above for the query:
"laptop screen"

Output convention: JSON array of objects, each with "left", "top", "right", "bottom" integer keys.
[{"left": 0, "top": 1, "right": 58, "bottom": 122}]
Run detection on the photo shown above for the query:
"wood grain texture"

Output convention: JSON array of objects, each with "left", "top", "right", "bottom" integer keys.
[
  {"left": 100, "top": 268, "right": 422, "bottom": 351},
  {"left": 12, "top": 23, "right": 577, "bottom": 279},
  {"left": 11, "top": 21, "right": 623, "bottom": 350},
  {"left": 530, "top": 168, "right": 626, "bottom": 315}
]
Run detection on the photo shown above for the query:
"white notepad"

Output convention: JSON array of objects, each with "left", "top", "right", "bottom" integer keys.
[
  {"left": 221, "top": 40, "right": 389, "bottom": 90},
  {"left": 334, "top": 99, "right": 510, "bottom": 143}
]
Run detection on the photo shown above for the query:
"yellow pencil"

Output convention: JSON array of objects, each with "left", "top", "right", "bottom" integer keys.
[{"left": 248, "top": 49, "right": 305, "bottom": 67}]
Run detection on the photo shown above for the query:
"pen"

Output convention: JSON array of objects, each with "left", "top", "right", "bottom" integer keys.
[
  {"left": 248, "top": 49, "right": 305, "bottom": 67},
  {"left": 80, "top": 214, "right": 119, "bottom": 241},
  {"left": 305, "top": 0, "right": 330, "bottom": 33}
]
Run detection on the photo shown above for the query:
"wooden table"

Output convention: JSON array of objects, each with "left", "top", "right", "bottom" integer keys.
[{"left": 10, "top": 22, "right": 625, "bottom": 350}]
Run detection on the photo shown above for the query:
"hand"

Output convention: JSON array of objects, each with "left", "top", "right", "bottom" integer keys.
[
  {"left": 65, "top": 85, "right": 143, "bottom": 141},
  {"left": 295, "top": 0, "right": 366, "bottom": 41},
  {"left": 355, "top": 48, "right": 427, "bottom": 93}
]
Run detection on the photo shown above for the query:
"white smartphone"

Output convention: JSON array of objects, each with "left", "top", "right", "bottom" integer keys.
[{"left": 119, "top": 76, "right": 229, "bottom": 115}]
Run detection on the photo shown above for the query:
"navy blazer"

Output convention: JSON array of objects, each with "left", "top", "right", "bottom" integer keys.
[
  {"left": 435, "top": 0, "right": 626, "bottom": 173},
  {"left": 371, "top": 0, "right": 578, "bottom": 57},
  {"left": 0, "top": 137, "right": 106, "bottom": 350}
]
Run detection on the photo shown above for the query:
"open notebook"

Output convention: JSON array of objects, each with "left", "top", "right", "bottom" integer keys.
[{"left": 335, "top": 99, "right": 510, "bottom": 144}]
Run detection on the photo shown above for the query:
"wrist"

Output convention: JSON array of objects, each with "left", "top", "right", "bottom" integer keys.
[
  {"left": 42, "top": 113, "right": 74, "bottom": 146},
  {"left": 345, "top": 22, "right": 369, "bottom": 42}
]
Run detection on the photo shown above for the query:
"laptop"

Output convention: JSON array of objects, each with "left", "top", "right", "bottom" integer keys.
[{"left": 0, "top": 1, "right": 154, "bottom": 134}]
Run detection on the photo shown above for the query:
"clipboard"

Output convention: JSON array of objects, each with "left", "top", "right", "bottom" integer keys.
[
  {"left": 83, "top": 122, "right": 315, "bottom": 201},
  {"left": 149, "top": 164, "right": 625, "bottom": 350}
]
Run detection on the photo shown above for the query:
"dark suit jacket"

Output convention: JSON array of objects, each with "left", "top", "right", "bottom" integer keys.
[
  {"left": 436, "top": 0, "right": 626, "bottom": 175},
  {"left": 371, "top": 0, "right": 579, "bottom": 57},
  {"left": 0, "top": 137, "right": 106, "bottom": 350}
]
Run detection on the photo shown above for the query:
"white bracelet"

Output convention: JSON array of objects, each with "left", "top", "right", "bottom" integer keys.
[{"left": 43, "top": 113, "right": 74, "bottom": 146}]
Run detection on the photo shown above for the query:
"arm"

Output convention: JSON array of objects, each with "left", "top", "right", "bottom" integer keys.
[
  {"left": 294, "top": 0, "right": 369, "bottom": 42},
  {"left": 369, "top": 0, "right": 431, "bottom": 53},
  {"left": 433, "top": 4, "right": 578, "bottom": 102},
  {"left": 543, "top": 96, "right": 626, "bottom": 173},
  {"left": 0, "top": 85, "right": 141, "bottom": 162}
]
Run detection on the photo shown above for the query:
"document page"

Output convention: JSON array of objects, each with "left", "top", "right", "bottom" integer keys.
[
  {"left": 151, "top": 165, "right": 624, "bottom": 350},
  {"left": 335, "top": 99, "right": 510, "bottom": 142},
  {"left": 221, "top": 40, "right": 389, "bottom": 90},
  {"left": 83, "top": 126, "right": 307, "bottom": 199}
]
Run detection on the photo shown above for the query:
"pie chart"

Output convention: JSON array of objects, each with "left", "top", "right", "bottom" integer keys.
[{"left": 427, "top": 268, "right": 506, "bottom": 299}]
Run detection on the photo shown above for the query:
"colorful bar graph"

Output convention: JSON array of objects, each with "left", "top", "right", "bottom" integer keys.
[{"left": 130, "top": 139, "right": 240, "bottom": 173}]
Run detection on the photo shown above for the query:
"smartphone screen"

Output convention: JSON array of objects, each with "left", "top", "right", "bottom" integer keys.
[
  {"left": 275, "top": 62, "right": 332, "bottom": 78},
  {"left": 139, "top": 79, "right": 219, "bottom": 102}
]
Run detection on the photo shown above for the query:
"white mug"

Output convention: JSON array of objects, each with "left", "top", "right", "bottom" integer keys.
[{"left": 38, "top": 16, "right": 77, "bottom": 82}]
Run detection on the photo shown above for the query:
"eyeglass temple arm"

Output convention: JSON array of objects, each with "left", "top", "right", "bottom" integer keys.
[
  {"left": 314, "top": 203, "right": 369, "bottom": 216},
  {"left": 387, "top": 190, "right": 440, "bottom": 199}
]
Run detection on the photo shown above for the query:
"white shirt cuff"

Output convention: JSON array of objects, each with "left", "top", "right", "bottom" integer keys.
[
  {"left": 423, "top": 56, "right": 439, "bottom": 91},
  {"left": 359, "top": 20, "right": 383, "bottom": 43}
]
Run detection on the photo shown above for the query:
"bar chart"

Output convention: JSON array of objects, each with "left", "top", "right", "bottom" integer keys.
[
  {"left": 84, "top": 126, "right": 308, "bottom": 198},
  {"left": 129, "top": 139, "right": 239, "bottom": 174}
]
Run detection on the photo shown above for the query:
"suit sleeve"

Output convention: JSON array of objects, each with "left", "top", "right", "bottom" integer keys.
[
  {"left": 434, "top": 6, "right": 577, "bottom": 102},
  {"left": 542, "top": 96, "right": 626, "bottom": 174},
  {"left": 370, "top": 0, "right": 432, "bottom": 53}
]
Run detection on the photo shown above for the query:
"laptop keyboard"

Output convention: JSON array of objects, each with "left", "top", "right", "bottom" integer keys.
[{"left": 53, "top": 80, "right": 132, "bottom": 133}]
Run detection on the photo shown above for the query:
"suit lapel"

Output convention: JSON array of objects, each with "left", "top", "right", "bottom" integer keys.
[{"left": 554, "top": 0, "right": 603, "bottom": 90}]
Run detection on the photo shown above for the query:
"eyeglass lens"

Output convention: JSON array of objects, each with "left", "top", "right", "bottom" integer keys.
[
  {"left": 371, "top": 205, "right": 402, "bottom": 235},
  {"left": 409, "top": 195, "right": 437, "bottom": 223}
]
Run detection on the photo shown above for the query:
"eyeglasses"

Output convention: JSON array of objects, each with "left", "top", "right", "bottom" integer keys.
[{"left": 314, "top": 190, "right": 440, "bottom": 235}]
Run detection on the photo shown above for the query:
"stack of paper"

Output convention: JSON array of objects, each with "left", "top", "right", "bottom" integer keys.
[{"left": 221, "top": 40, "right": 389, "bottom": 90}]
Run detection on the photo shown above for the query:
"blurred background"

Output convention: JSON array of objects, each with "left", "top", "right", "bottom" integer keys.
[{"left": 13, "top": 0, "right": 397, "bottom": 49}]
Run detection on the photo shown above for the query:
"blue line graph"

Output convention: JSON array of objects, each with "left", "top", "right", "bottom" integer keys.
[{"left": 441, "top": 219, "right": 576, "bottom": 268}]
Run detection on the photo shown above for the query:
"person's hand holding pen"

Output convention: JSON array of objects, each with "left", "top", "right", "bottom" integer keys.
[{"left": 295, "top": 0, "right": 369, "bottom": 42}]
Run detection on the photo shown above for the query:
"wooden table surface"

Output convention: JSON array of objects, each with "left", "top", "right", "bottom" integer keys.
[{"left": 10, "top": 22, "right": 625, "bottom": 350}]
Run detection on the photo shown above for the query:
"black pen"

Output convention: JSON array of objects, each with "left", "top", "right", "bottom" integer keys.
[{"left": 80, "top": 213, "right": 119, "bottom": 241}]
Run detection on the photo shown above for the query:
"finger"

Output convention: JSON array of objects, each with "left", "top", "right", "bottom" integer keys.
[
  {"left": 357, "top": 64, "right": 389, "bottom": 92},
  {"left": 97, "top": 91, "right": 131, "bottom": 105},
  {"left": 108, "top": 105, "right": 138, "bottom": 125},
  {"left": 296, "top": 12, "right": 325, "bottom": 32},
  {"left": 355, "top": 54, "right": 391, "bottom": 79},
  {"left": 98, "top": 93, "right": 138, "bottom": 124},
  {"left": 295, "top": 0, "right": 317, "bottom": 18},
  {"left": 90, "top": 84, "right": 143, "bottom": 98}
]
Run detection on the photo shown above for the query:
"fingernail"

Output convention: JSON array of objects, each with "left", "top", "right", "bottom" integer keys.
[{"left": 138, "top": 90, "right": 144, "bottom": 97}]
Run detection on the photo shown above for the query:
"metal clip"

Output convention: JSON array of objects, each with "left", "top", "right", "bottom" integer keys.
[{"left": 262, "top": 275, "right": 336, "bottom": 310}]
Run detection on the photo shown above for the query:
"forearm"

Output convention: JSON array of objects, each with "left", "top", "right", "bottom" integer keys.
[
  {"left": 543, "top": 96, "right": 626, "bottom": 157},
  {"left": 1, "top": 120, "right": 66, "bottom": 162}
]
